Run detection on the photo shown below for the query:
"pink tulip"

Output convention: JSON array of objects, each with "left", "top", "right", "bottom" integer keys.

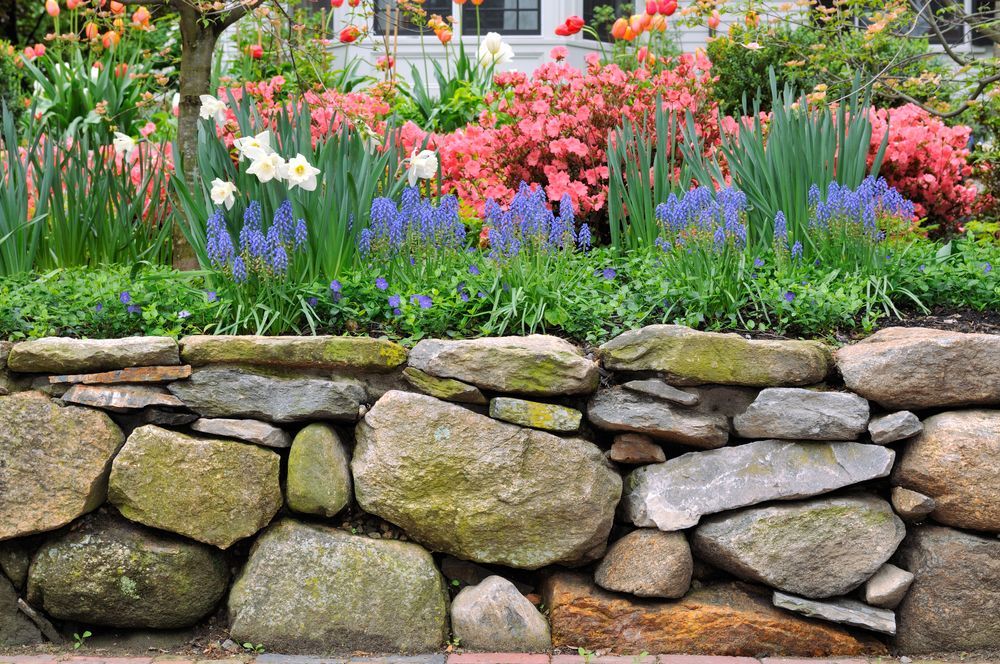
[{"left": 45, "top": 0, "right": 60, "bottom": 17}]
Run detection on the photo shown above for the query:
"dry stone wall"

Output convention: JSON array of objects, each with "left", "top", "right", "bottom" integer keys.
[{"left": 0, "top": 326, "right": 998, "bottom": 656}]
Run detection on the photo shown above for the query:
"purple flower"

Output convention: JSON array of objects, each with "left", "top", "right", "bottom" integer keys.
[
  {"left": 307, "top": 297, "right": 318, "bottom": 307},
  {"left": 388, "top": 294, "right": 401, "bottom": 308},
  {"left": 206, "top": 291, "right": 218, "bottom": 302},
  {"left": 177, "top": 310, "right": 191, "bottom": 319},
  {"left": 469, "top": 264, "right": 480, "bottom": 276},
  {"left": 601, "top": 268, "right": 617, "bottom": 280},
  {"left": 375, "top": 277, "right": 389, "bottom": 291},
  {"left": 127, "top": 304, "right": 141, "bottom": 314},
  {"left": 753, "top": 257, "right": 765, "bottom": 268},
  {"left": 94, "top": 303, "right": 103, "bottom": 313},
  {"left": 330, "top": 280, "right": 342, "bottom": 293},
  {"left": 918, "top": 264, "right": 926, "bottom": 273},
  {"left": 784, "top": 291, "right": 796, "bottom": 303},
  {"left": 478, "top": 291, "right": 487, "bottom": 299},
  {"left": 410, "top": 294, "right": 433, "bottom": 309},
  {"left": 985, "top": 262, "right": 993, "bottom": 274},
  {"left": 119, "top": 291, "right": 132, "bottom": 305},
  {"left": 460, "top": 291, "right": 470, "bottom": 302},
  {"left": 392, "top": 308, "right": 402, "bottom": 316},
  {"left": 791, "top": 241, "right": 803, "bottom": 259}
]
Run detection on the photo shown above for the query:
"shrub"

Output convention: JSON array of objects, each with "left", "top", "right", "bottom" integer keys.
[{"left": 0, "top": 41, "right": 24, "bottom": 121}]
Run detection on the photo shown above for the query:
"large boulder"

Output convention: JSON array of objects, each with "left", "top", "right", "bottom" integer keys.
[
  {"left": 7, "top": 336, "right": 179, "bottom": 373},
  {"left": 691, "top": 495, "right": 905, "bottom": 598},
  {"left": 108, "top": 425, "right": 282, "bottom": 548},
  {"left": 353, "top": 391, "right": 621, "bottom": 569},
  {"left": 286, "top": 424, "right": 352, "bottom": 518},
  {"left": 733, "top": 388, "right": 869, "bottom": 441},
  {"left": 894, "top": 525, "right": 1000, "bottom": 653},
  {"left": 622, "top": 440, "right": 895, "bottom": 531},
  {"left": 892, "top": 410, "right": 1000, "bottom": 533},
  {"left": 542, "top": 573, "right": 885, "bottom": 657},
  {"left": 451, "top": 576, "right": 551, "bottom": 652},
  {"left": 407, "top": 336, "right": 599, "bottom": 397},
  {"left": 600, "top": 325, "right": 831, "bottom": 387},
  {"left": 835, "top": 327, "right": 1000, "bottom": 409},
  {"left": 0, "top": 340, "right": 13, "bottom": 396},
  {"left": 26, "top": 513, "right": 228, "bottom": 628},
  {"left": 588, "top": 387, "right": 730, "bottom": 449},
  {"left": 0, "top": 392, "right": 123, "bottom": 540},
  {"left": 594, "top": 529, "right": 692, "bottom": 598},
  {"left": 179, "top": 335, "right": 407, "bottom": 372},
  {"left": 168, "top": 368, "right": 364, "bottom": 423},
  {"left": 228, "top": 519, "right": 448, "bottom": 654},
  {"left": 0, "top": 575, "right": 41, "bottom": 646}
]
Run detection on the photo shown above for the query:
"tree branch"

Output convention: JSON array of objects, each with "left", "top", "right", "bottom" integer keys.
[
  {"left": 218, "top": 0, "right": 266, "bottom": 30},
  {"left": 884, "top": 71, "right": 1000, "bottom": 118}
]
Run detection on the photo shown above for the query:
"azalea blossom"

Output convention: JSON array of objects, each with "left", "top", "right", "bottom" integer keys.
[
  {"left": 406, "top": 150, "right": 439, "bottom": 186},
  {"left": 281, "top": 153, "right": 321, "bottom": 192},
  {"left": 742, "top": 41, "right": 763, "bottom": 51},
  {"left": 233, "top": 130, "right": 273, "bottom": 161},
  {"left": 198, "top": 94, "right": 228, "bottom": 126},
  {"left": 478, "top": 32, "right": 514, "bottom": 68},
  {"left": 246, "top": 152, "right": 286, "bottom": 183},
  {"left": 112, "top": 132, "right": 137, "bottom": 161},
  {"left": 210, "top": 178, "right": 238, "bottom": 210}
]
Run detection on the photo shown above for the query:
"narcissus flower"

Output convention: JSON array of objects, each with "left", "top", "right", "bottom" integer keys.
[
  {"left": 112, "top": 132, "right": 137, "bottom": 160},
  {"left": 210, "top": 179, "right": 238, "bottom": 210},
  {"left": 198, "top": 94, "right": 228, "bottom": 125},
  {"left": 281, "top": 153, "right": 321, "bottom": 192},
  {"left": 406, "top": 149, "right": 438, "bottom": 186}
]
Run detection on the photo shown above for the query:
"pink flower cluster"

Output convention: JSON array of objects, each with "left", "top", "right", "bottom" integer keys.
[
  {"left": 406, "top": 54, "right": 719, "bottom": 220},
  {"left": 869, "top": 104, "right": 977, "bottom": 226}
]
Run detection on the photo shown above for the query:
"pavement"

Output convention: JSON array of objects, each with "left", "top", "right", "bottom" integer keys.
[{"left": 0, "top": 655, "right": 993, "bottom": 664}]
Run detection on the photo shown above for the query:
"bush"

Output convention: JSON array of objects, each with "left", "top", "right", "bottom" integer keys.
[{"left": 0, "top": 42, "right": 24, "bottom": 121}]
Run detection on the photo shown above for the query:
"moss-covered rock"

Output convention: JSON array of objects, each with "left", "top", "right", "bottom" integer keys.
[
  {"left": 108, "top": 425, "right": 282, "bottom": 548},
  {"left": 402, "top": 367, "right": 486, "bottom": 405},
  {"left": 600, "top": 325, "right": 831, "bottom": 387},
  {"left": 7, "top": 336, "right": 179, "bottom": 374},
  {"left": 26, "top": 512, "right": 228, "bottom": 628},
  {"left": 691, "top": 494, "right": 905, "bottom": 598},
  {"left": 228, "top": 519, "right": 449, "bottom": 654},
  {"left": 0, "top": 392, "right": 123, "bottom": 540},
  {"left": 489, "top": 397, "right": 582, "bottom": 433},
  {"left": 179, "top": 335, "right": 407, "bottom": 372},
  {"left": 353, "top": 391, "right": 621, "bottom": 569},
  {"left": 286, "top": 424, "right": 352, "bottom": 518}
]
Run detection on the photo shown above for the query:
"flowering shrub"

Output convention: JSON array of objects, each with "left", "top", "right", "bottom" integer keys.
[{"left": 869, "top": 104, "right": 978, "bottom": 228}]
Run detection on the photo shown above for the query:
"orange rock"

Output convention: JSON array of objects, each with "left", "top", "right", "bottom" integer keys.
[
  {"left": 541, "top": 573, "right": 887, "bottom": 657},
  {"left": 49, "top": 365, "right": 192, "bottom": 385}
]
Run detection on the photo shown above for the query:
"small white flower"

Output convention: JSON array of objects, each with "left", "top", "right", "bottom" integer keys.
[
  {"left": 209, "top": 178, "right": 238, "bottom": 210},
  {"left": 246, "top": 152, "right": 286, "bottom": 183},
  {"left": 478, "top": 32, "right": 515, "bottom": 68},
  {"left": 742, "top": 41, "right": 763, "bottom": 51},
  {"left": 280, "top": 153, "right": 321, "bottom": 192},
  {"left": 406, "top": 149, "right": 438, "bottom": 186},
  {"left": 112, "top": 132, "right": 137, "bottom": 161},
  {"left": 198, "top": 94, "right": 228, "bottom": 126},
  {"left": 233, "top": 130, "right": 273, "bottom": 161}
]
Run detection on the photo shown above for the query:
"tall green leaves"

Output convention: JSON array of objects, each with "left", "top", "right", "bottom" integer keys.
[{"left": 0, "top": 105, "right": 48, "bottom": 276}]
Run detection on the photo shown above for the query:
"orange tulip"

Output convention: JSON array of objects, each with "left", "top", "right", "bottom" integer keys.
[
  {"left": 84, "top": 21, "right": 99, "bottom": 39},
  {"left": 132, "top": 6, "right": 150, "bottom": 26},
  {"left": 102, "top": 30, "right": 120, "bottom": 48},
  {"left": 110, "top": 1, "right": 125, "bottom": 14},
  {"left": 611, "top": 17, "right": 628, "bottom": 39},
  {"left": 45, "top": 0, "right": 60, "bottom": 17}
]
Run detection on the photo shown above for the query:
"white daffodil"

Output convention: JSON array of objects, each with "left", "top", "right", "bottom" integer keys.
[
  {"left": 112, "top": 132, "right": 137, "bottom": 161},
  {"left": 209, "top": 178, "right": 238, "bottom": 210},
  {"left": 233, "top": 130, "right": 273, "bottom": 161},
  {"left": 280, "top": 153, "right": 321, "bottom": 192},
  {"left": 478, "top": 32, "right": 514, "bottom": 68},
  {"left": 198, "top": 94, "right": 228, "bottom": 125},
  {"left": 246, "top": 152, "right": 286, "bottom": 183},
  {"left": 406, "top": 149, "right": 438, "bottom": 187}
]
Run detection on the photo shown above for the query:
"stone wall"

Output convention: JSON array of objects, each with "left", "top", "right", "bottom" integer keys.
[{"left": 0, "top": 326, "right": 998, "bottom": 656}]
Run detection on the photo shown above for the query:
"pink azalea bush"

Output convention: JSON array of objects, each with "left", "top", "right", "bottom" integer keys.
[{"left": 869, "top": 104, "right": 977, "bottom": 227}]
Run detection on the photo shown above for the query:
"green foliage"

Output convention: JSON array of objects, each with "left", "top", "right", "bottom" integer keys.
[
  {"left": 0, "top": 42, "right": 25, "bottom": 123},
  {"left": 396, "top": 42, "right": 491, "bottom": 133},
  {"left": 73, "top": 631, "right": 92, "bottom": 650}
]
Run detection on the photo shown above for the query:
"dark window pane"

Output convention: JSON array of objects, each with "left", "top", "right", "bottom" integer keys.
[
  {"left": 583, "top": 0, "right": 628, "bottom": 41},
  {"left": 460, "top": 0, "right": 541, "bottom": 35},
  {"left": 372, "top": 0, "right": 453, "bottom": 35}
]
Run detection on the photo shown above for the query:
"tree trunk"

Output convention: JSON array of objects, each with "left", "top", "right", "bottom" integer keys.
[{"left": 172, "top": 7, "right": 221, "bottom": 270}]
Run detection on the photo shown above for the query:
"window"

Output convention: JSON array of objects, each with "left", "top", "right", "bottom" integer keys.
[
  {"left": 583, "top": 0, "right": 629, "bottom": 41},
  {"left": 371, "top": 0, "right": 541, "bottom": 36}
]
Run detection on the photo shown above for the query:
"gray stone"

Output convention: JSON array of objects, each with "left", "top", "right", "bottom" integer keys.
[
  {"left": 179, "top": 335, "right": 408, "bottom": 372},
  {"left": 108, "top": 425, "right": 282, "bottom": 548},
  {"left": 408, "top": 335, "right": 599, "bottom": 397},
  {"left": 691, "top": 495, "right": 905, "bottom": 598},
  {"left": 688, "top": 385, "right": 760, "bottom": 419},
  {"left": 622, "top": 439, "right": 895, "bottom": 531},
  {"left": 0, "top": 542, "right": 30, "bottom": 590},
  {"left": 402, "top": 367, "right": 486, "bottom": 405},
  {"left": 354, "top": 391, "right": 621, "bottom": 569},
  {"left": 891, "top": 487, "right": 936, "bottom": 522},
  {"left": 7, "top": 336, "right": 179, "bottom": 373},
  {"left": 488, "top": 397, "right": 582, "bottom": 433},
  {"left": 228, "top": 519, "right": 449, "bottom": 654},
  {"left": 286, "top": 424, "right": 352, "bottom": 518},
  {"left": 772, "top": 592, "right": 896, "bottom": 635},
  {"left": 600, "top": 325, "right": 831, "bottom": 387},
  {"left": 864, "top": 563, "right": 914, "bottom": 609},
  {"left": 439, "top": 557, "right": 531, "bottom": 595},
  {"left": 835, "top": 326, "right": 1000, "bottom": 409},
  {"left": 26, "top": 512, "right": 228, "bottom": 628},
  {"left": 892, "top": 409, "right": 1000, "bottom": 533},
  {"left": 594, "top": 529, "right": 692, "bottom": 598},
  {"left": 168, "top": 368, "right": 364, "bottom": 423},
  {"left": 451, "top": 576, "right": 551, "bottom": 652},
  {"left": 0, "top": 341, "right": 12, "bottom": 396},
  {"left": 622, "top": 379, "right": 700, "bottom": 406},
  {"left": 608, "top": 434, "right": 666, "bottom": 465},
  {"left": 588, "top": 387, "right": 729, "bottom": 449},
  {"left": 0, "top": 575, "right": 41, "bottom": 646},
  {"left": 61, "top": 384, "right": 187, "bottom": 412},
  {"left": 895, "top": 525, "right": 1000, "bottom": 652},
  {"left": 0, "top": 391, "right": 124, "bottom": 540},
  {"left": 733, "top": 388, "right": 870, "bottom": 441},
  {"left": 191, "top": 418, "right": 291, "bottom": 449},
  {"left": 868, "top": 411, "right": 922, "bottom": 445}
]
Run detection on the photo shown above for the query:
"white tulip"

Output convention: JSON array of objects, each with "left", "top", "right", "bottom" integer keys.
[
  {"left": 478, "top": 32, "right": 514, "bottom": 68},
  {"left": 246, "top": 152, "right": 286, "bottom": 183},
  {"left": 198, "top": 94, "right": 228, "bottom": 126},
  {"left": 233, "top": 130, "right": 273, "bottom": 161},
  {"left": 112, "top": 132, "right": 137, "bottom": 161},
  {"left": 406, "top": 149, "right": 438, "bottom": 187},
  {"left": 210, "top": 178, "right": 238, "bottom": 210},
  {"left": 281, "top": 153, "right": 321, "bottom": 192}
]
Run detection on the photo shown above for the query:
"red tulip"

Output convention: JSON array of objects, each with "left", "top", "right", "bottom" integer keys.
[
  {"left": 339, "top": 25, "right": 360, "bottom": 43},
  {"left": 330, "top": 0, "right": 343, "bottom": 6},
  {"left": 248, "top": 43, "right": 263, "bottom": 59}
]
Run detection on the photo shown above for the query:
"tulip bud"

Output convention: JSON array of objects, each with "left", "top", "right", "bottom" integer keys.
[
  {"left": 45, "top": 0, "right": 60, "bottom": 17},
  {"left": 611, "top": 18, "right": 628, "bottom": 39}
]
